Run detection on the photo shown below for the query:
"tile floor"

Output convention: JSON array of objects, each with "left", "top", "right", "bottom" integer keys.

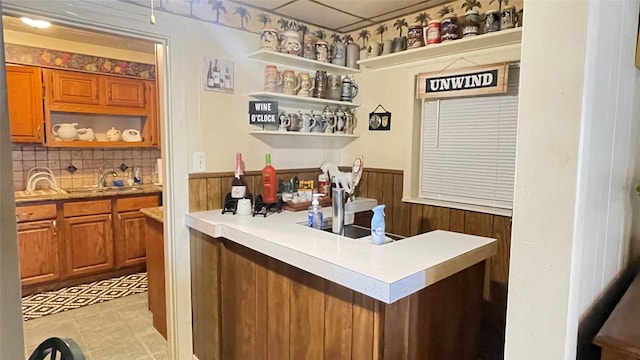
[{"left": 23, "top": 293, "right": 167, "bottom": 360}]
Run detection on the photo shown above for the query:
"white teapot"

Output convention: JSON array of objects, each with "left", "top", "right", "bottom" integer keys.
[
  {"left": 51, "top": 123, "right": 78, "bottom": 141},
  {"left": 106, "top": 127, "right": 122, "bottom": 142}
]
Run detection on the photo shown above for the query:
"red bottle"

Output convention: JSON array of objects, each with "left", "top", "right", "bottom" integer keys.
[{"left": 262, "top": 153, "right": 277, "bottom": 203}]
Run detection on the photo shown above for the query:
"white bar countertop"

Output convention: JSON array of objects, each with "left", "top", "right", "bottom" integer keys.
[{"left": 185, "top": 208, "right": 497, "bottom": 304}]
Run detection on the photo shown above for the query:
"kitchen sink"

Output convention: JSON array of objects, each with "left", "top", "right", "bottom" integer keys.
[
  {"left": 299, "top": 218, "right": 404, "bottom": 242},
  {"left": 64, "top": 186, "right": 140, "bottom": 193}
]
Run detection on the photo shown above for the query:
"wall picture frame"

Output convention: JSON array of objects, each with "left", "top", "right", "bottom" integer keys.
[
  {"left": 203, "top": 57, "right": 234, "bottom": 93},
  {"left": 369, "top": 104, "right": 391, "bottom": 131}
]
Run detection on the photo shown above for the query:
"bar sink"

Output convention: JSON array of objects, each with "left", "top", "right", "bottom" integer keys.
[{"left": 299, "top": 218, "right": 404, "bottom": 242}]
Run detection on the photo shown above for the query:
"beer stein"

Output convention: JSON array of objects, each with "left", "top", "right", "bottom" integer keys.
[
  {"left": 313, "top": 70, "right": 328, "bottom": 98},
  {"left": 282, "top": 69, "right": 299, "bottom": 95},
  {"left": 278, "top": 112, "right": 290, "bottom": 131},
  {"left": 501, "top": 6, "right": 518, "bottom": 29},
  {"left": 326, "top": 74, "right": 342, "bottom": 101},
  {"left": 260, "top": 27, "right": 279, "bottom": 51},
  {"left": 303, "top": 33, "right": 317, "bottom": 60},
  {"left": 334, "top": 106, "right": 346, "bottom": 133},
  {"left": 264, "top": 65, "right": 281, "bottom": 92},
  {"left": 315, "top": 40, "right": 330, "bottom": 63},
  {"left": 299, "top": 111, "right": 317, "bottom": 132},
  {"left": 287, "top": 112, "right": 302, "bottom": 131},
  {"left": 296, "top": 72, "right": 315, "bottom": 97},
  {"left": 340, "top": 76, "right": 359, "bottom": 102},
  {"left": 311, "top": 112, "right": 326, "bottom": 133},
  {"left": 345, "top": 108, "right": 358, "bottom": 134}
]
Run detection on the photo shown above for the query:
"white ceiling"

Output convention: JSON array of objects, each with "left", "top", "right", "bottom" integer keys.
[
  {"left": 231, "top": 0, "right": 452, "bottom": 32},
  {"left": 1, "top": 15, "right": 156, "bottom": 54}
]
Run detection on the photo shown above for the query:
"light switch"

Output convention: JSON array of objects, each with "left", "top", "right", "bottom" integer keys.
[{"left": 193, "top": 152, "right": 206, "bottom": 172}]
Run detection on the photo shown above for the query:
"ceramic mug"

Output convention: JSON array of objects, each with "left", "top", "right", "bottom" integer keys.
[
  {"left": 311, "top": 114, "right": 326, "bottom": 132},
  {"left": 485, "top": 10, "right": 501, "bottom": 33},
  {"left": 326, "top": 74, "right": 342, "bottom": 101},
  {"left": 296, "top": 72, "right": 315, "bottom": 97},
  {"left": 346, "top": 43, "right": 360, "bottom": 69},
  {"left": 280, "top": 30, "right": 302, "bottom": 56},
  {"left": 501, "top": 6, "right": 518, "bottom": 29},
  {"left": 260, "top": 27, "right": 279, "bottom": 51},
  {"left": 264, "top": 65, "right": 281, "bottom": 92},
  {"left": 302, "top": 33, "right": 317, "bottom": 59},
  {"left": 299, "top": 112, "right": 317, "bottom": 132},
  {"left": 407, "top": 23, "right": 424, "bottom": 48},
  {"left": 287, "top": 113, "right": 302, "bottom": 131},
  {"left": 77, "top": 127, "right": 95, "bottom": 141},
  {"left": 315, "top": 41, "right": 330, "bottom": 63},
  {"left": 282, "top": 69, "right": 299, "bottom": 95},
  {"left": 331, "top": 41, "right": 346, "bottom": 66},
  {"left": 237, "top": 198, "right": 252, "bottom": 216}
]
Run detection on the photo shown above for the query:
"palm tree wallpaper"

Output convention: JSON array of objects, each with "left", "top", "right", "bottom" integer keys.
[{"left": 118, "top": 0, "right": 522, "bottom": 46}]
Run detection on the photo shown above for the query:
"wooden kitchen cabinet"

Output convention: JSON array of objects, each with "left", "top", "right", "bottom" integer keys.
[
  {"left": 62, "top": 199, "right": 114, "bottom": 277},
  {"left": 104, "top": 76, "right": 146, "bottom": 108},
  {"left": 115, "top": 195, "right": 160, "bottom": 268},
  {"left": 48, "top": 70, "right": 100, "bottom": 105},
  {"left": 6, "top": 64, "right": 44, "bottom": 143},
  {"left": 15, "top": 203, "right": 60, "bottom": 286}
]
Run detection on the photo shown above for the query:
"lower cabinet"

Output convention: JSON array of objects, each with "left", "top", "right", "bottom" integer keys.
[
  {"left": 63, "top": 214, "right": 114, "bottom": 277},
  {"left": 17, "top": 220, "right": 60, "bottom": 286},
  {"left": 15, "top": 203, "right": 60, "bottom": 286},
  {"left": 16, "top": 193, "right": 160, "bottom": 295}
]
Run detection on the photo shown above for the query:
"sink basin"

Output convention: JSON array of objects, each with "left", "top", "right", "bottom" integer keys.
[
  {"left": 64, "top": 186, "right": 140, "bottom": 193},
  {"left": 299, "top": 218, "right": 404, "bottom": 242}
]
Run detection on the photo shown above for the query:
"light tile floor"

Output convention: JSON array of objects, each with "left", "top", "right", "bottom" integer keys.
[{"left": 23, "top": 293, "right": 167, "bottom": 360}]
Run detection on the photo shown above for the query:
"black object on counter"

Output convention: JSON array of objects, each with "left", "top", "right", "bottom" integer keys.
[{"left": 253, "top": 194, "right": 284, "bottom": 217}]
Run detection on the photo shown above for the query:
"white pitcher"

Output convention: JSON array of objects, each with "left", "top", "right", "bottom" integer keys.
[{"left": 51, "top": 123, "right": 78, "bottom": 141}]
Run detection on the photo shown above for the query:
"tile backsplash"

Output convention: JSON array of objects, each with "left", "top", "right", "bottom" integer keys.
[{"left": 12, "top": 145, "right": 161, "bottom": 191}]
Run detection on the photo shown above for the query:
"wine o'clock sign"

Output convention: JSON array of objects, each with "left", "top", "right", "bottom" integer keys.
[
  {"left": 416, "top": 63, "right": 509, "bottom": 99},
  {"left": 248, "top": 101, "right": 278, "bottom": 124}
]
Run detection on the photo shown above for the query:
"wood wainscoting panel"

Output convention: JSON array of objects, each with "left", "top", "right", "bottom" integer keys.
[
  {"left": 289, "top": 265, "right": 326, "bottom": 360},
  {"left": 266, "top": 258, "right": 291, "bottom": 360},
  {"left": 324, "top": 282, "right": 354, "bottom": 360}
]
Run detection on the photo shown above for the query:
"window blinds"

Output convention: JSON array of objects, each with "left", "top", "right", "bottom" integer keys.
[{"left": 420, "top": 68, "right": 519, "bottom": 210}]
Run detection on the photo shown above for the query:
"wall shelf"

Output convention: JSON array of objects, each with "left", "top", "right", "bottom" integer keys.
[
  {"left": 249, "top": 91, "right": 360, "bottom": 109},
  {"left": 358, "top": 27, "right": 522, "bottom": 69},
  {"left": 248, "top": 49, "right": 361, "bottom": 75},
  {"left": 249, "top": 130, "right": 359, "bottom": 149}
]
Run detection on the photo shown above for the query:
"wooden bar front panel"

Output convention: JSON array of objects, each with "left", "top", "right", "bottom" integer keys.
[{"left": 191, "top": 233, "right": 485, "bottom": 360}]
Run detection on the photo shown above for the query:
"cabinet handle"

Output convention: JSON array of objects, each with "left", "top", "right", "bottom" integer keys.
[
  {"left": 16, "top": 212, "right": 34, "bottom": 221},
  {"left": 108, "top": 90, "right": 112, "bottom": 100},
  {"left": 51, "top": 220, "right": 57, "bottom": 236},
  {"left": 36, "top": 125, "right": 41, "bottom": 140}
]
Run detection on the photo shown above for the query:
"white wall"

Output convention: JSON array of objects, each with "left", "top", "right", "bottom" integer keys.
[{"left": 506, "top": 0, "right": 639, "bottom": 359}]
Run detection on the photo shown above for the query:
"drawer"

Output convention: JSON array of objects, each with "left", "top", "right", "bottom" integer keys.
[
  {"left": 15, "top": 203, "right": 57, "bottom": 222},
  {"left": 117, "top": 195, "right": 160, "bottom": 212},
  {"left": 64, "top": 199, "right": 111, "bottom": 217}
]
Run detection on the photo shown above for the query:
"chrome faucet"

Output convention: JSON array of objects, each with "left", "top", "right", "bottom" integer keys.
[{"left": 97, "top": 168, "right": 118, "bottom": 188}]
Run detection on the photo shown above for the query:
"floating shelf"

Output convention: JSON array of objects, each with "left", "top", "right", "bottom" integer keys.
[
  {"left": 249, "top": 130, "right": 359, "bottom": 149},
  {"left": 248, "top": 91, "right": 360, "bottom": 109},
  {"left": 248, "top": 49, "right": 361, "bottom": 75},
  {"left": 358, "top": 27, "right": 522, "bottom": 69}
]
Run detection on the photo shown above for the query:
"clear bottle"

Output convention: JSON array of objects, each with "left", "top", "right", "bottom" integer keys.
[
  {"left": 308, "top": 193, "right": 323, "bottom": 229},
  {"left": 262, "top": 153, "right": 277, "bottom": 203},
  {"left": 231, "top": 152, "right": 247, "bottom": 199},
  {"left": 133, "top": 166, "right": 142, "bottom": 185}
]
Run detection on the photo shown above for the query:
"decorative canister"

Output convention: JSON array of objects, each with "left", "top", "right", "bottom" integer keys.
[
  {"left": 501, "top": 6, "right": 518, "bottom": 29},
  {"left": 441, "top": 13, "right": 459, "bottom": 41},
  {"left": 368, "top": 41, "right": 381, "bottom": 57},
  {"left": 346, "top": 43, "right": 360, "bottom": 69},
  {"left": 264, "top": 65, "right": 281, "bottom": 92},
  {"left": 280, "top": 30, "right": 302, "bottom": 56},
  {"left": 313, "top": 70, "right": 328, "bottom": 98},
  {"left": 407, "top": 23, "right": 425, "bottom": 49},
  {"left": 381, "top": 39, "right": 394, "bottom": 55},
  {"left": 315, "top": 41, "right": 330, "bottom": 63},
  {"left": 463, "top": 10, "right": 480, "bottom": 37},
  {"left": 392, "top": 36, "right": 407, "bottom": 53},
  {"left": 302, "top": 33, "right": 317, "bottom": 60},
  {"left": 485, "top": 10, "right": 501, "bottom": 33},
  {"left": 326, "top": 74, "right": 342, "bottom": 101},
  {"left": 260, "top": 27, "right": 279, "bottom": 51},
  {"left": 425, "top": 20, "right": 442, "bottom": 45}
]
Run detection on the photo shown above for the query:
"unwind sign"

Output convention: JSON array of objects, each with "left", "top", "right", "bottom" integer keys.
[{"left": 416, "top": 63, "right": 509, "bottom": 99}]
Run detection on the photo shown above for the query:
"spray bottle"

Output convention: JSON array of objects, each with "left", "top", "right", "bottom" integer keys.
[
  {"left": 371, "top": 204, "right": 386, "bottom": 245},
  {"left": 308, "top": 193, "right": 324, "bottom": 229}
]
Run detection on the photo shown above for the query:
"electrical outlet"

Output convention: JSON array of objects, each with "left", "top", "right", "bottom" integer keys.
[{"left": 193, "top": 152, "right": 206, "bottom": 172}]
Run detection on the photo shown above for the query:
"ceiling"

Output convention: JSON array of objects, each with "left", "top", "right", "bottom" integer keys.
[
  {"left": 231, "top": 0, "right": 452, "bottom": 32},
  {"left": 1, "top": 15, "right": 156, "bottom": 54}
]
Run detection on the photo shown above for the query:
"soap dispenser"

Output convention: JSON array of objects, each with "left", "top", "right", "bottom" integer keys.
[
  {"left": 371, "top": 204, "right": 386, "bottom": 245},
  {"left": 308, "top": 193, "right": 324, "bottom": 229}
]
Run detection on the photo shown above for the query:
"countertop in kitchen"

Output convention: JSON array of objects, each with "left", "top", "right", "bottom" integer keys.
[
  {"left": 140, "top": 206, "right": 163, "bottom": 223},
  {"left": 186, "top": 208, "right": 497, "bottom": 304},
  {"left": 14, "top": 184, "right": 163, "bottom": 204}
]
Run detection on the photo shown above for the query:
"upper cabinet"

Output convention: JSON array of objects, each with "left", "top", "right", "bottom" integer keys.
[
  {"left": 6, "top": 64, "right": 45, "bottom": 143},
  {"left": 41, "top": 68, "right": 158, "bottom": 147}
]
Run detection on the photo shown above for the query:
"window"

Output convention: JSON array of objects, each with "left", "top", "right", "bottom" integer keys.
[{"left": 419, "top": 68, "right": 519, "bottom": 211}]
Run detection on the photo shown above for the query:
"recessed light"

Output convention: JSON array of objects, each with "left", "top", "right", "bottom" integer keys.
[{"left": 20, "top": 17, "right": 51, "bottom": 29}]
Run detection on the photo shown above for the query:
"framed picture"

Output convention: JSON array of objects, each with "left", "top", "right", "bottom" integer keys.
[
  {"left": 369, "top": 105, "right": 391, "bottom": 131},
  {"left": 203, "top": 57, "right": 234, "bottom": 93}
]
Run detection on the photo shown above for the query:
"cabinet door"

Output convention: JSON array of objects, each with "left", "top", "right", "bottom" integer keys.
[
  {"left": 105, "top": 77, "right": 146, "bottom": 108},
  {"left": 6, "top": 65, "right": 44, "bottom": 143},
  {"left": 48, "top": 70, "right": 100, "bottom": 105},
  {"left": 63, "top": 214, "right": 113, "bottom": 277},
  {"left": 17, "top": 220, "right": 60, "bottom": 286},
  {"left": 116, "top": 211, "right": 147, "bottom": 268}
]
